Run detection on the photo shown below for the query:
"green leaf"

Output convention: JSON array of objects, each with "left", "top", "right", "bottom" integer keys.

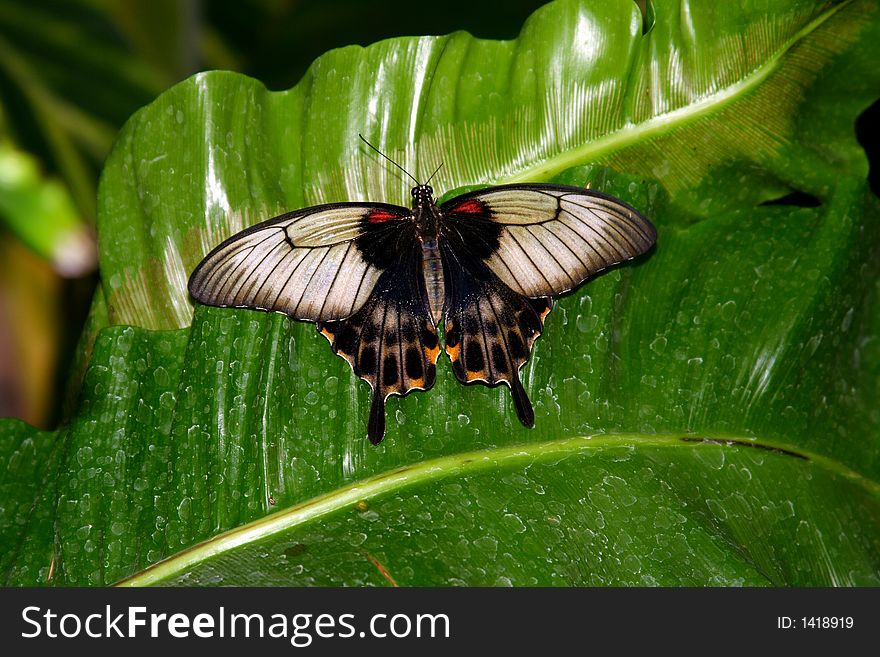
[
  {"left": 2, "top": 0, "right": 879, "bottom": 586},
  {"left": 119, "top": 436, "right": 880, "bottom": 586}
]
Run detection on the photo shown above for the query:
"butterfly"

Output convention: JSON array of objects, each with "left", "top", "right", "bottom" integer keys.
[{"left": 188, "top": 143, "right": 656, "bottom": 444}]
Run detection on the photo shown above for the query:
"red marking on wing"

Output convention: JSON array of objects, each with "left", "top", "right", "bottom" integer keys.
[
  {"left": 367, "top": 209, "right": 400, "bottom": 223},
  {"left": 448, "top": 199, "right": 488, "bottom": 216}
]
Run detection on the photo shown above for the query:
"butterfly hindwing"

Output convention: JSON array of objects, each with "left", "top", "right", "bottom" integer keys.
[
  {"left": 441, "top": 184, "right": 656, "bottom": 298},
  {"left": 188, "top": 202, "right": 413, "bottom": 321},
  {"left": 440, "top": 227, "right": 552, "bottom": 427},
  {"left": 318, "top": 228, "right": 439, "bottom": 444}
]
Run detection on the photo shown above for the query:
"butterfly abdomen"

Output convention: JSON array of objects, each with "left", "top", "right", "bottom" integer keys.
[{"left": 420, "top": 236, "right": 445, "bottom": 325}]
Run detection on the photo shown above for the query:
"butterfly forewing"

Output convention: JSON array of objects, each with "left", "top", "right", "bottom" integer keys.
[
  {"left": 441, "top": 184, "right": 656, "bottom": 298},
  {"left": 188, "top": 203, "right": 412, "bottom": 321}
]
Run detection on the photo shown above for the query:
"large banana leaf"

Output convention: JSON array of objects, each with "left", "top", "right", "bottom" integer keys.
[{"left": 2, "top": 0, "right": 879, "bottom": 586}]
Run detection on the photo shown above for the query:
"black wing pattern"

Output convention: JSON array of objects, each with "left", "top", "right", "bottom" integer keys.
[
  {"left": 440, "top": 224, "right": 551, "bottom": 427},
  {"left": 318, "top": 225, "right": 439, "bottom": 444},
  {"left": 440, "top": 184, "right": 656, "bottom": 298},
  {"left": 188, "top": 202, "right": 413, "bottom": 321}
]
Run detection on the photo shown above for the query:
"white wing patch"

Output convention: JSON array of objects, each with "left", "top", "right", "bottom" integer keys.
[
  {"left": 477, "top": 187, "right": 656, "bottom": 298},
  {"left": 189, "top": 205, "right": 402, "bottom": 321},
  {"left": 285, "top": 206, "right": 368, "bottom": 247},
  {"left": 466, "top": 188, "right": 559, "bottom": 223}
]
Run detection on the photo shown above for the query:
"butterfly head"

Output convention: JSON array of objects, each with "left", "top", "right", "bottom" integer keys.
[
  {"left": 410, "top": 160, "right": 443, "bottom": 210},
  {"left": 411, "top": 184, "right": 436, "bottom": 209}
]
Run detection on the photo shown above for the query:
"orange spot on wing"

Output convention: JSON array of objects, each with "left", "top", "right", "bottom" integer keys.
[
  {"left": 320, "top": 327, "right": 334, "bottom": 342},
  {"left": 465, "top": 369, "right": 487, "bottom": 382},
  {"left": 410, "top": 377, "right": 425, "bottom": 389},
  {"left": 425, "top": 344, "right": 440, "bottom": 363},
  {"left": 445, "top": 343, "right": 460, "bottom": 361}
]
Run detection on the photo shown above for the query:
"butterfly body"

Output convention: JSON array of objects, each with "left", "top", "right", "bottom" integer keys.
[{"left": 189, "top": 181, "right": 656, "bottom": 444}]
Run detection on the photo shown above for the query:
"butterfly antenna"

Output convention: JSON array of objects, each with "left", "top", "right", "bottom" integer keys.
[
  {"left": 358, "top": 134, "right": 419, "bottom": 185},
  {"left": 425, "top": 161, "right": 444, "bottom": 185}
]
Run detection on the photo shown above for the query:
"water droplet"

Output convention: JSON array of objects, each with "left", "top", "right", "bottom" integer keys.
[
  {"left": 76, "top": 446, "right": 93, "bottom": 466},
  {"left": 841, "top": 307, "right": 854, "bottom": 332},
  {"left": 576, "top": 314, "right": 598, "bottom": 333},
  {"left": 473, "top": 536, "right": 498, "bottom": 557},
  {"left": 649, "top": 336, "right": 667, "bottom": 355},
  {"left": 502, "top": 513, "right": 527, "bottom": 534},
  {"left": 720, "top": 300, "right": 737, "bottom": 322},
  {"left": 177, "top": 496, "right": 192, "bottom": 521}
]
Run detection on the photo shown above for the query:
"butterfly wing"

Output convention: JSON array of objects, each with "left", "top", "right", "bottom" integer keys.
[
  {"left": 318, "top": 227, "right": 439, "bottom": 444},
  {"left": 439, "top": 183, "right": 654, "bottom": 426},
  {"left": 188, "top": 202, "right": 414, "bottom": 321},
  {"left": 440, "top": 184, "right": 656, "bottom": 298},
  {"left": 440, "top": 226, "right": 551, "bottom": 428}
]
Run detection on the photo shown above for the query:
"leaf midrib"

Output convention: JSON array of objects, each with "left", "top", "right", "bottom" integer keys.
[
  {"left": 502, "top": 1, "right": 849, "bottom": 184},
  {"left": 115, "top": 431, "right": 880, "bottom": 587}
]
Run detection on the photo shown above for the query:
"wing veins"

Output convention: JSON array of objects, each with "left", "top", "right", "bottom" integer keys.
[
  {"left": 476, "top": 298, "right": 495, "bottom": 383},
  {"left": 558, "top": 213, "right": 608, "bottom": 266},
  {"left": 317, "top": 242, "right": 352, "bottom": 320},
  {"left": 225, "top": 234, "right": 286, "bottom": 304},
  {"left": 348, "top": 259, "right": 370, "bottom": 318},
  {"left": 544, "top": 221, "right": 591, "bottom": 272},
  {"left": 523, "top": 225, "right": 576, "bottom": 286},
  {"left": 561, "top": 209, "right": 620, "bottom": 262},
  {"left": 272, "top": 245, "right": 315, "bottom": 310},
  {"left": 292, "top": 247, "right": 332, "bottom": 317},
  {"left": 396, "top": 300, "right": 404, "bottom": 389},
  {"left": 505, "top": 229, "right": 554, "bottom": 291},
  {"left": 200, "top": 227, "right": 284, "bottom": 297},
  {"left": 587, "top": 207, "right": 640, "bottom": 253},
  {"left": 447, "top": 221, "right": 521, "bottom": 290},
  {"left": 564, "top": 197, "right": 653, "bottom": 245},
  {"left": 485, "top": 292, "right": 512, "bottom": 381},
  {"left": 376, "top": 297, "right": 390, "bottom": 397},
  {"left": 244, "top": 239, "right": 290, "bottom": 306}
]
